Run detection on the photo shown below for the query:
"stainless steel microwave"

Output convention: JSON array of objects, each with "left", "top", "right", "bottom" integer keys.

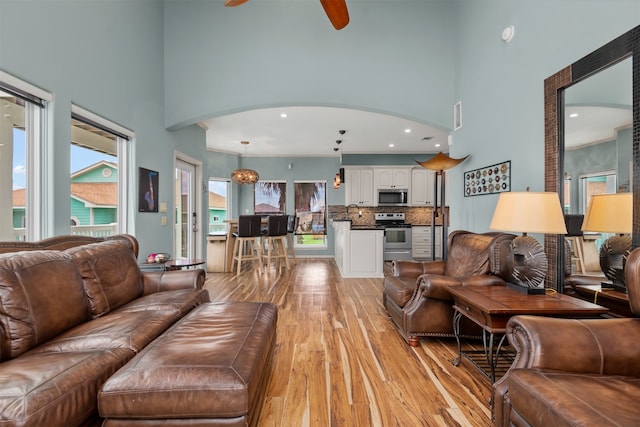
[{"left": 377, "top": 189, "right": 408, "bottom": 206}]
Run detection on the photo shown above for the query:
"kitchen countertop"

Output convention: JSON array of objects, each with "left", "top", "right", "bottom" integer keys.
[{"left": 330, "top": 219, "right": 384, "bottom": 230}]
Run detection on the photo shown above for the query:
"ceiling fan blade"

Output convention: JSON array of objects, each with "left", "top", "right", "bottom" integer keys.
[
  {"left": 320, "top": 0, "right": 350, "bottom": 30},
  {"left": 224, "top": 0, "right": 249, "bottom": 7}
]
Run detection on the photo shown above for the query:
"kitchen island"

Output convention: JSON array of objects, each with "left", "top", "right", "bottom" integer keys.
[{"left": 331, "top": 220, "right": 384, "bottom": 278}]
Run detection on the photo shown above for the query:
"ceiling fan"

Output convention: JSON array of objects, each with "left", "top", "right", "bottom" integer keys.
[{"left": 224, "top": 0, "right": 350, "bottom": 30}]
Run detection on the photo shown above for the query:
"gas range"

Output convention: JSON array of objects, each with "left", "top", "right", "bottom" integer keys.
[{"left": 376, "top": 213, "right": 413, "bottom": 261}]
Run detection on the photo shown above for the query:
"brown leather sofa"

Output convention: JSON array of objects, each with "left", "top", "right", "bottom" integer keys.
[
  {"left": 383, "top": 230, "right": 516, "bottom": 346},
  {"left": 0, "top": 235, "right": 277, "bottom": 426},
  {"left": 492, "top": 247, "right": 640, "bottom": 427}
]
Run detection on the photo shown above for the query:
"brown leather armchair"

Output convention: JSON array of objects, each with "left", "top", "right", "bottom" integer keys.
[
  {"left": 492, "top": 247, "right": 640, "bottom": 427},
  {"left": 383, "top": 230, "right": 515, "bottom": 346}
]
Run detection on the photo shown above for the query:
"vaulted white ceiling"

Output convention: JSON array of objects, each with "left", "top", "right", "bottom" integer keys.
[{"left": 200, "top": 106, "right": 450, "bottom": 157}]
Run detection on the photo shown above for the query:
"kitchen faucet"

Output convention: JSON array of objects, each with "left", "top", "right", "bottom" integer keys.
[{"left": 347, "top": 204, "right": 362, "bottom": 218}]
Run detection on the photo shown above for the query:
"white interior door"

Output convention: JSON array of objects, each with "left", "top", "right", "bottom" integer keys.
[{"left": 174, "top": 156, "right": 200, "bottom": 259}]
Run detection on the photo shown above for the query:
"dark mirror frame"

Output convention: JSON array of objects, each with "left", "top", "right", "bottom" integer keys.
[{"left": 544, "top": 25, "right": 640, "bottom": 291}]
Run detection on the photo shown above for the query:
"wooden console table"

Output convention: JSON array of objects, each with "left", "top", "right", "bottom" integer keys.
[{"left": 449, "top": 285, "right": 609, "bottom": 383}]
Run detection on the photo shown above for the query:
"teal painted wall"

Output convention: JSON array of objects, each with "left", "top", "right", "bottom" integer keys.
[
  {"left": 163, "top": 0, "right": 456, "bottom": 130},
  {"left": 0, "top": 0, "right": 206, "bottom": 258},
  {"left": 450, "top": 0, "right": 639, "bottom": 233}
]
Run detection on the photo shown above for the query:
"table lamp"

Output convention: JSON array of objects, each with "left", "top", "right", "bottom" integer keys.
[
  {"left": 581, "top": 193, "right": 632, "bottom": 292},
  {"left": 490, "top": 191, "right": 568, "bottom": 294}
]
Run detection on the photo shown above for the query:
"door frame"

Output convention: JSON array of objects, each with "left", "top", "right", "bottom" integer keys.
[{"left": 173, "top": 151, "right": 203, "bottom": 260}]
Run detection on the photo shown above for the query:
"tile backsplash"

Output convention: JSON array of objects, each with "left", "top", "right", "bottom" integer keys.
[{"left": 327, "top": 205, "right": 448, "bottom": 226}]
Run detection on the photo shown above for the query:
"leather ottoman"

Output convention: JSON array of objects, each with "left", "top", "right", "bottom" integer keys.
[{"left": 98, "top": 302, "right": 278, "bottom": 426}]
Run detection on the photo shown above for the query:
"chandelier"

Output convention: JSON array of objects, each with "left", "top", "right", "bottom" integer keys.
[{"left": 231, "top": 141, "right": 259, "bottom": 184}]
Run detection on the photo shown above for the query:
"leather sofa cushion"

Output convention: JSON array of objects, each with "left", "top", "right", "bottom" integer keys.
[
  {"left": 0, "top": 348, "right": 132, "bottom": 426},
  {"left": 66, "top": 240, "right": 143, "bottom": 317},
  {"left": 113, "top": 288, "right": 210, "bottom": 317},
  {"left": 99, "top": 302, "right": 278, "bottom": 421},
  {"left": 30, "top": 309, "right": 181, "bottom": 354},
  {"left": 0, "top": 251, "right": 90, "bottom": 361},
  {"left": 444, "top": 233, "right": 494, "bottom": 278},
  {"left": 509, "top": 369, "right": 640, "bottom": 427}
]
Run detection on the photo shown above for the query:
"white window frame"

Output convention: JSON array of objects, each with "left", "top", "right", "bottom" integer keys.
[
  {"left": 71, "top": 105, "right": 135, "bottom": 235},
  {"left": 0, "top": 69, "right": 51, "bottom": 241}
]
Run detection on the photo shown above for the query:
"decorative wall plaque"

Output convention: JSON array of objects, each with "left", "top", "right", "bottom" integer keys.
[{"left": 463, "top": 160, "right": 511, "bottom": 197}]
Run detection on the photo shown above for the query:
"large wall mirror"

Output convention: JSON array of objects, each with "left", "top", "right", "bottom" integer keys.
[{"left": 544, "top": 25, "right": 640, "bottom": 291}]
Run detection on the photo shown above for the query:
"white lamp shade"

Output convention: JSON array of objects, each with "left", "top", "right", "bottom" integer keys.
[
  {"left": 582, "top": 193, "right": 632, "bottom": 234},
  {"left": 490, "top": 192, "right": 568, "bottom": 234}
]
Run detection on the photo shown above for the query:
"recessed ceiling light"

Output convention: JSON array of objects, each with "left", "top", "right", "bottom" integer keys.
[
  {"left": 435, "top": 143, "right": 441, "bottom": 148},
  {"left": 280, "top": 113, "right": 287, "bottom": 118},
  {"left": 569, "top": 113, "right": 579, "bottom": 118},
  {"left": 389, "top": 144, "right": 395, "bottom": 148},
  {"left": 404, "top": 128, "right": 411, "bottom": 133}
]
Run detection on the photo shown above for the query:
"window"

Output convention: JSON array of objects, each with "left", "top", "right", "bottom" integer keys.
[
  {"left": 255, "top": 181, "right": 286, "bottom": 214},
  {"left": 580, "top": 171, "right": 616, "bottom": 213},
  {"left": 294, "top": 181, "right": 326, "bottom": 247},
  {"left": 1, "top": 73, "right": 48, "bottom": 241},
  {"left": 71, "top": 107, "right": 133, "bottom": 236},
  {"left": 208, "top": 178, "right": 229, "bottom": 234}
]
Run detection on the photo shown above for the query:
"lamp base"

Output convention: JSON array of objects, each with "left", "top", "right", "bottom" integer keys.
[{"left": 506, "top": 281, "right": 546, "bottom": 295}]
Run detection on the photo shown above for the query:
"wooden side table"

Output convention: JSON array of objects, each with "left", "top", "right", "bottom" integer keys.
[
  {"left": 449, "top": 285, "right": 609, "bottom": 383},
  {"left": 571, "top": 283, "right": 632, "bottom": 318}
]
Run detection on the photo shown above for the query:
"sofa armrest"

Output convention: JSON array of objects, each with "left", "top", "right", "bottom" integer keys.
[
  {"left": 391, "top": 260, "right": 423, "bottom": 277},
  {"left": 506, "top": 315, "right": 640, "bottom": 375},
  {"left": 419, "top": 275, "right": 462, "bottom": 301},
  {"left": 141, "top": 269, "right": 206, "bottom": 295},
  {"left": 493, "top": 315, "right": 640, "bottom": 427}
]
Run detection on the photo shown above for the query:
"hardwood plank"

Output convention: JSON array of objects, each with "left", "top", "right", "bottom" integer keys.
[{"left": 204, "top": 259, "right": 492, "bottom": 426}]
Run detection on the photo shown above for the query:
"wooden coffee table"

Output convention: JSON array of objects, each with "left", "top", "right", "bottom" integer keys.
[{"left": 449, "top": 285, "right": 609, "bottom": 383}]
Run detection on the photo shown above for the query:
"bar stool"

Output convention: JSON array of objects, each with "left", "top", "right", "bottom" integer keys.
[
  {"left": 261, "top": 215, "right": 290, "bottom": 271},
  {"left": 231, "top": 215, "right": 263, "bottom": 276},
  {"left": 286, "top": 215, "right": 297, "bottom": 264}
]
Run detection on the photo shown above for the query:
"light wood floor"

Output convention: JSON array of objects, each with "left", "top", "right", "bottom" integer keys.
[{"left": 204, "top": 259, "right": 493, "bottom": 427}]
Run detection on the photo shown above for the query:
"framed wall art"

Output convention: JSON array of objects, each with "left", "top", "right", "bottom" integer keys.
[
  {"left": 463, "top": 161, "right": 510, "bottom": 197},
  {"left": 139, "top": 167, "right": 159, "bottom": 212}
]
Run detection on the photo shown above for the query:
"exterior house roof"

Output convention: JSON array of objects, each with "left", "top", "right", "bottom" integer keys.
[
  {"left": 208, "top": 191, "right": 226, "bottom": 209},
  {"left": 13, "top": 182, "right": 117, "bottom": 208},
  {"left": 70, "top": 182, "right": 117, "bottom": 207},
  {"left": 12, "top": 188, "right": 25, "bottom": 208}
]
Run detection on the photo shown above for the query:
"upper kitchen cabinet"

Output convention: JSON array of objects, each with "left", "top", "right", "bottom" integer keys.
[
  {"left": 410, "top": 168, "right": 449, "bottom": 206},
  {"left": 410, "top": 168, "right": 433, "bottom": 206},
  {"left": 345, "top": 167, "right": 375, "bottom": 206},
  {"left": 374, "top": 168, "right": 411, "bottom": 189}
]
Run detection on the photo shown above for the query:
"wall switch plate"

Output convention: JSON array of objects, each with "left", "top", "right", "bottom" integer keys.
[{"left": 161, "top": 216, "right": 167, "bottom": 226}]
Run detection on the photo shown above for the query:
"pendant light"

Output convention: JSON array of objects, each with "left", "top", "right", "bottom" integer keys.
[
  {"left": 333, "top": 146, "right": 341, "bottom": 189},
  {"left": 333, "top": 130, "right": 345, "bottom": 190},
  {"left": 231, "top": 141, "right": 259, "bottom": 184}
]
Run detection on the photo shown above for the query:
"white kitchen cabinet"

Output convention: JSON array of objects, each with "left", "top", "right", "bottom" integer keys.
[
  {"left": 410, "top": 168, "right": 434, "bottom": 206},
  {"left": 374, "top": 168, "right": 411, "bottom": 189},
  {"left": 332, "top": 220, "right": 383, "bottom": 278},
  {"left": 344, "top": 167, "right": 374, "bottom": 206},
  {"left": 410, "top": 169, "right": 449, "bottom": 207},
  {"left": 412, "top": 225, "right": 442, "bottom": 260}
]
